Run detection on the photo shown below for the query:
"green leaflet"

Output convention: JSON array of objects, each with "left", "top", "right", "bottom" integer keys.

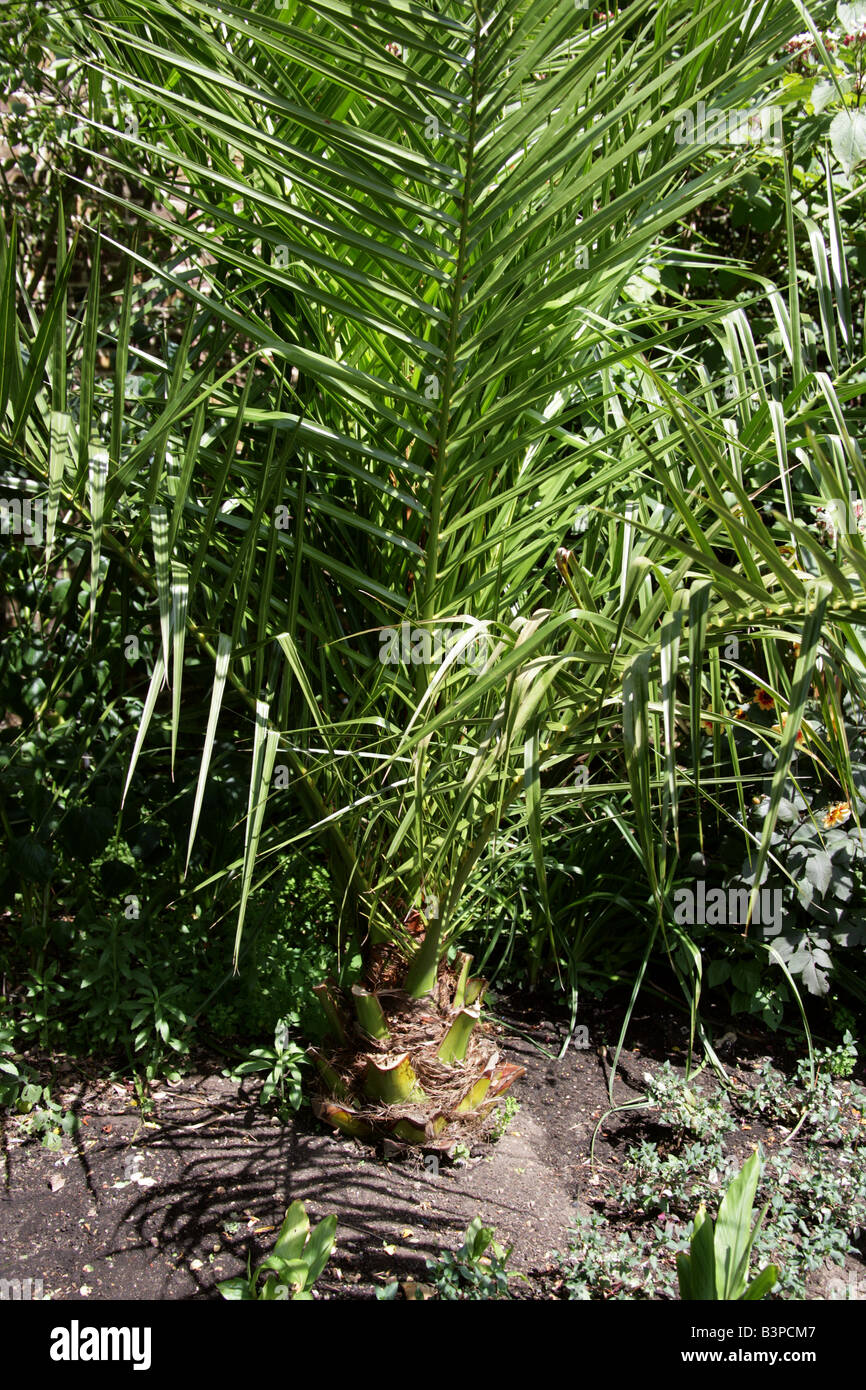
[
  {"left": 170, "top": 562, "right": 190, "bottom": 778},
  {"left": 121, "top": 650, "right": 167, "bottom": 808},
  {"left": 150, "top": 505, "right": 171, "bottom": 681},
  {"left": 88, "top": 447, "right": 109, "bottom": 641},
  {"left": 233, "top": 702, "right": 280, "bottom": 965},
  {"left": 185, "top": 632, "right": 232, "bottom": 876},
  {"left": 46, "top": 411, "right": 71, "bottom": 565}
]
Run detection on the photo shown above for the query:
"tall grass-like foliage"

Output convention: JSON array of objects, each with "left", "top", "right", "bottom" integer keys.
[{"left": 8, "top": 0, "right": 866, "bottom": 1133}]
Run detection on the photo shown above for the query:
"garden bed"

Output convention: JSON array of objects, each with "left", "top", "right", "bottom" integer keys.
[{"left": 2, "top": 996, "right": 863, "bottom": 1300}]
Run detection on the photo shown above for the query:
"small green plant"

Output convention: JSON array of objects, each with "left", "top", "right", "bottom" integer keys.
[
  {"left": 676, "top": 1150, "right": 778, "bottom": 1300},
  {"left": 425, "top": 1217, "right": 521, "bottom": 1300},
  {"left": 132, "top": 1072, "right": 155, "bottom": 1118},
  {"left": 0, "top": 1017, "right": 32, "bottom": 1107},
  {"left": 15, "top": 1083, "right": 80, "bottom": 1151},
  {"left": 558, "top": 1210, "right": 669, "bottom": 1300},
  {"left": 644, "top": 1061, "right": 736, "bottom": 1140},
  {"left": 560, "top": 1055, "right": 866, "bottom": 1299},
  {"left": 818, "top": 1030, "right": 858, "bottom": 1079},
  {"left": 217, "top": 1200, "right": 337, "bottom": 1301},
  {"left": 0, "top": 1017, "right": 75, "bottom": 1149},
  {"left": 746, "top": 1050, "right": 866, "bottom": 1142},
  {"left": 225, "top": 1014, "right": 307, "bottom": 1117},
  {"left": 489, "top": 1095, "right": 520, "bottom": 1141}
]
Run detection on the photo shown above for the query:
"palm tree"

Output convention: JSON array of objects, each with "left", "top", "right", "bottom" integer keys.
[{"left": 20, "top": 0, "right": 863, "bottom": 1143}]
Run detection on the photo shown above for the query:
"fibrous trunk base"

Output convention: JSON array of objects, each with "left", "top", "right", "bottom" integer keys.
[{"left": 311, "top": 958, "right": 523, "bottom": 1149}]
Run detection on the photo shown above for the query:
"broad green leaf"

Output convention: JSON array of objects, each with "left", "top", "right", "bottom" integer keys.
[
  {"left": 837, "top": 3, "right": 866, "bottom": 31},
  {"left": 714, "top": 1150, "right": 763, "bottom": 1300},
  {"left": 302, "top": 1214, "right": 338, "bottom": 1286},
  {"left": 273, "top": 1201, "right": 310, "bottom": 1264},
  {"left": 216, "top": 1276, "right": 255, "bottom": 1300},
  {"left": 678, "top": 1203, "right": 717, "bottom": 1301},
  {"left": 741, "top": 1264, "right": 779, "bottom": 1300},
  {"left": 830, "top": 107, "right": 866, "bottom": 175}
]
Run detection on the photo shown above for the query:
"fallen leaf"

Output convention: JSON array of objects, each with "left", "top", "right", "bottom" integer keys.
[{"left": 402, "top": 1280, "right": 436, "bottom": 1300}]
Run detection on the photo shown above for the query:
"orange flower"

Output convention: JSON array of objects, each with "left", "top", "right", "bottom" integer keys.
[
  {"left": 823, "top": 802, "right": 852, "bottom": 828},
  {"left": 772, "top": 715, "right": 804, "bottom": 745},
  {"left": 733, "top": 706, "right": 748, "bottom": 720},
  {"left": 701, "top": 719, "right": 714, "bottom": 735},
  {"left": 753, "top": 687, "right": 775, "bottom": 710}
]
